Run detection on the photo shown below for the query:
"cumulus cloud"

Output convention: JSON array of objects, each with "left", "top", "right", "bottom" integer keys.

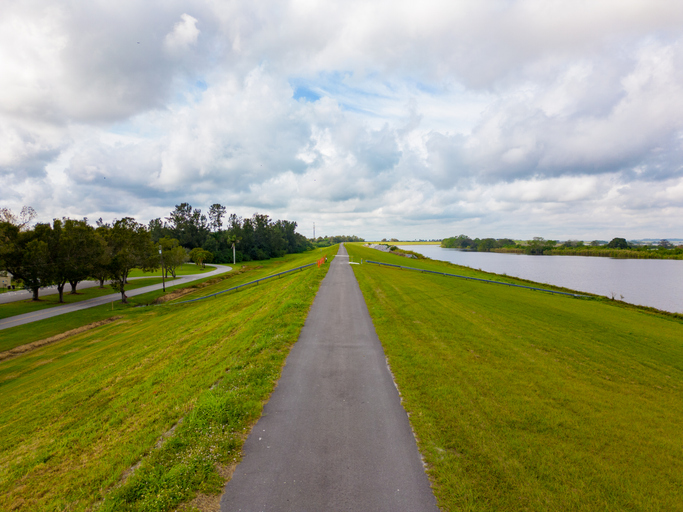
[
  {"left": 1, "top": 0, "right": 682, "bottom": 239},
  {"left": 164, "top": 13, "right": 200, "bottom": 54}
]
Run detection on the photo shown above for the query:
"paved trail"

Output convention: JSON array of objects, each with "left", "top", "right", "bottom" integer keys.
[
  {"left": 221, "top": 245, "right": 437, "bottom": 511},
  {"left": 0, "top": 264, "right": 232, "bottom": 331}
]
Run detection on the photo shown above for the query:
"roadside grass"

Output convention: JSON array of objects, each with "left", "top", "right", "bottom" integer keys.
[
  {"left": 0, "top": 246, "right": 337, "bottom": 512},
  {"left": 128, "top": 264, "right": 216, "bottom": 277},
  {"left": 0, "top": 278, "right": 173, "bottom": 321},
  {"left": 346, "top": 243, "right": 683, "bottom": 511}
]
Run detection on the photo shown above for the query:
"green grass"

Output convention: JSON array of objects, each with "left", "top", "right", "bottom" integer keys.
[
  {"left": 127, "top": 263, "right": 217, "bottom": 277},
  {"left": 346, "top": 243, "right": 683, "bottom": 511},
  {"left": 0, "top": 254, "right": 323, "bottom": 355},
  {"left": 0, "top": 279, "right": 173, "bottom": 321},
  {"left": 0, "top": 247, "right": 337, "bottom": 512}
]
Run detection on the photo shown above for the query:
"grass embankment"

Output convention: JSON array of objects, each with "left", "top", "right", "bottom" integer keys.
[
  {"left": 0, "top": 257, "right": 295, "bottom": 353},
  {"left": 0, "top": 278, "right": 172, "bottom": 321},
  {"left": 0, "top": 247, "right": 336, "bottom": 512},
  {"left": 346, "top": 243, "right": 683, "bottom": 511}
]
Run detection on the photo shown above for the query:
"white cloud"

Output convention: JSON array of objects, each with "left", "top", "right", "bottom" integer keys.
[
  {"left": 1, "top": 0, "right": 682, "bottom": 240},
  {"left": 164, "top": 13, "right": 200, "bottom": 55}
]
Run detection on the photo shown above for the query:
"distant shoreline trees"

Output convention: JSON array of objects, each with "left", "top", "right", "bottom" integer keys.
[{"left": 441, "top": 235, "right": 683, "bottom": 259}]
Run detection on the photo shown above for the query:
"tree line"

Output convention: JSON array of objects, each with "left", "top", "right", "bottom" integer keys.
[
  {"left": 0, "top": 204, "right": 320, "bottom": 302},
  {"left": 441, "top": 235, "right": 516, "bottom": 252},
  {"left": 148, "top": 203, "right": 313, "bottom": 263},
  {"left": 441, "top": 234, "right": 683, "bottom": 258}
]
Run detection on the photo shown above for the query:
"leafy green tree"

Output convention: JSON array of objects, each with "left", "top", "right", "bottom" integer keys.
[
  {"left": 477, "top": 238, "right": 497, "bottom": 252},
  {"left": 189, "top": 247, "right": 213, "bottom": 268},
  {"left": 92, "top": 225, "right": 112, "bottom": 288},
  {"left": 159, "top": 237, "right": 187, "bottom": 278},
  {"left": 607, "top": 237, "right": 629, "bottom": 249},
  {"left": 106, "top": 218, "right": 157, "bottom": 303},
  {"left": 166, "top": 203, "right": 209, "bottom": 249},
  {"left": 1, "top": 222, "right": 55, "bottom": 300},
  {"left": 5, "top": 223, "right": 55, "bottom": 300},
  {"left": 148, "top": 218, "right": 169, "bottom": 243},
  {"left": 48, "top": 218, "right": 103, "bottom": 300},
  {"left": 527, "top": 237, "right": 547, "bottom": 255},
  {"left": 208, "top": 203, "right": 226, "bottom": 232},
  {"left": 0, "top": 206, "right": 36, "bottom": 231}
]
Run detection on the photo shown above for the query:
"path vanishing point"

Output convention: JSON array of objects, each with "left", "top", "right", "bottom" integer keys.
[{"left": 220, "top": 244, "right": 438, "bottom": 511}]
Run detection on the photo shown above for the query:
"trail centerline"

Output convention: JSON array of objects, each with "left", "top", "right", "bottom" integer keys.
[{"left": 220, "top": 244, "right": 437, "bottom": 511}]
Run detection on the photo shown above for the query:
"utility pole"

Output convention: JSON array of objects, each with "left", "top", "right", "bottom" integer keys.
[{"left": 313, "top": 222, "right": 315, "bottom": 240}]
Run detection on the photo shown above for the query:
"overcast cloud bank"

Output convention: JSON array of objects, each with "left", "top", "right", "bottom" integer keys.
[{"left": 2, "top": 0, "right": 683, "bottom": 240}]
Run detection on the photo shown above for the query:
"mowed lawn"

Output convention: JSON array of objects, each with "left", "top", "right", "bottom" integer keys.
[
  {"left": 0, "top": 248, "right": 336, "bottom": 512},
  {"left": 346, "top": 244, "right": 683, "bottom": 511}
]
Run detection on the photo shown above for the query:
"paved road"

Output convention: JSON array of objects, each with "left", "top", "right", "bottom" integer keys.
[
  {"left": 0, "top": 264, "right": 232, "bottom": 331},
  {"left": 220, "top": 244, "right": 437, "bottom": 511}
]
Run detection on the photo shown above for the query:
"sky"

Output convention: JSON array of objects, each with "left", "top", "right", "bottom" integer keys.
[{"left": 2, "top": 0, "right": 683, "bottom": 241}]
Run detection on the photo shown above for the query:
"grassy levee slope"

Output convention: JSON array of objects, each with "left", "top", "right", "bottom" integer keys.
[
  {"left": 346, "top": 243, "right": 683, "bottom": 511},
  {"left": 0, "top": 247, "right": 336, "bottom": 512}
]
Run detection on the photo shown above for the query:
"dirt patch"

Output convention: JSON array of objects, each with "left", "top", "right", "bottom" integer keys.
[
  {"left": 0, "top": 316, "right": 123, "bottom": 362},
  {"left": 154, "top": 287, "right": 197, "bottom": 303}
]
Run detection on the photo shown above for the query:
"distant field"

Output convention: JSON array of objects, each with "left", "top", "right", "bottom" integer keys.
[
  {"left": 0, "top": 247, "right": 337, "bottom": 512},
  {"left": 346, "top": 244, "right": 683, "bottom": 511}
]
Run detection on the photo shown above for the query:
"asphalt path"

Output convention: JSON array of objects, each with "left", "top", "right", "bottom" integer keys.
[
  {"left": 220, "top": 244, "right": 438, "bottom": 511},
  {"left": 0, "top": 264, "right": 232, "bottom": 331}
]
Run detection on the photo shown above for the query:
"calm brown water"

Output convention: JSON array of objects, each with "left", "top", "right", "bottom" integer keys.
[{"left": 397, "top": 245, "right": 683, "bottom": 314}]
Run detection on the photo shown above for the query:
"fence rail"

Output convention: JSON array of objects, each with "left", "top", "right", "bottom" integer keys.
[
  {"left": 364, "top": 260, "right": 589, "bottom": 298},
  {"left": 172, "top": 263, "right": 317, "bottom": 305}
]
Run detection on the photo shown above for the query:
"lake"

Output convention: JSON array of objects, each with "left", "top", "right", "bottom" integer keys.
[{"left": 396, "top": 245, "right": 683, "bottom": 314}]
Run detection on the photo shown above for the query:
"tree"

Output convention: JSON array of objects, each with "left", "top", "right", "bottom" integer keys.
[
  {"left": 106, "top": 218, "right": 157, "bottom": 303},
  {"left": 148, "top": 218, "right": 169, "bottom": 242},
  {"left": 189, "top": 247, "right": 213, "bottom": 268},
  {"left": 208, "top": 203, "right": 227, "bottom": 232},
  {"left": 607, "top": 237, "right": 629, "bottom": 249},
  {"left": 527, "top": 237, "right": 547, "bottom": 255},
  {"left": 52, "top": 219, "right": 102, "bottom": 299},
  {"left": 477, "top": 238, "right": 497, "bottom": 252},
  {"left": 3, "top": 223, "right": 55, "bottom": 300},
  {"left": 158, "top": 237, "right": 187, "bottom": 277},
  {"left": 659, "top": 239, "right": 673, "bottom": 249},
  {"left": 0, "top": 206, "right": 36, "bottom": 231},
  {"left": 166, "top": 203, "right": 209, "bottom": 249},
  {"left": 92, "top": 225, "right": 112, "bottom": 288}
]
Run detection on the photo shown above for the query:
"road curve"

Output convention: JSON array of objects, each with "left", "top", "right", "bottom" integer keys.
[
  {"left": 0, "top": 264, "right": 232, "bottom": 331},
  {"left": 220, "top": 244, "right": 437, "bottom": 511}
]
